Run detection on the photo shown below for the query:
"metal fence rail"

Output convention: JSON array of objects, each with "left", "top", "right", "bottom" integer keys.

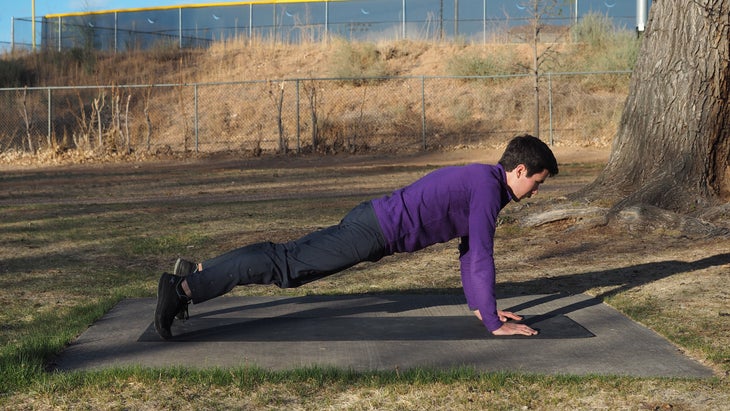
[{"left": 0, "top": 71, "right": 631, "bottom": 157}]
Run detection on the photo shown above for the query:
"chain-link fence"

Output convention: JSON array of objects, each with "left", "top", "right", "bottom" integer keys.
[
  {"left": 10, "top": 1, "right": 643, "bottom": 53},
  {"left": 0, "top": 71, "right": 630, "bottom": 158}
]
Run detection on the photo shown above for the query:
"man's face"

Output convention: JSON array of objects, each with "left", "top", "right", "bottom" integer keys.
[{"left": 511, "top": 166, "right": 549, "bottom": 201}]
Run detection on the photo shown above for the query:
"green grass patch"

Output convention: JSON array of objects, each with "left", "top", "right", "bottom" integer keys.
[{"left": 0, "top": 297, "right": 119, "bottom": 394}]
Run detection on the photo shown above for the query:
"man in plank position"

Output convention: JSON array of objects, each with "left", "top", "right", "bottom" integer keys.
[{"left": 155, "top": 134, "right": 558, "bottom": 340}]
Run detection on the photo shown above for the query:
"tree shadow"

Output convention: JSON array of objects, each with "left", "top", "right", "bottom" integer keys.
[
  {"left": 331, "top": 251, "right": 725, "bottom": 319},
  {"left": 495, "top": 252, "right": 730, "bottom": 317}
]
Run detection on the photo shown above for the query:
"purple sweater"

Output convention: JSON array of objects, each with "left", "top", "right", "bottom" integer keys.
[{"left": 371, "top": 164, "right": 512, "bottom": 332}]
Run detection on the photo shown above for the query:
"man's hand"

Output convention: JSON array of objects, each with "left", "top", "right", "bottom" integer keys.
[
  {"left": 492, "top": 321, "right": 538, "bottom": 336},
  {"left": 495, "top": 309, "right": 537, "bottom": 336},
  {"left": 473, "top": 309, "right": 538, "bottom": 336},
  {"left": 497, "top": 310, "right": 522, "bottom": 322}
]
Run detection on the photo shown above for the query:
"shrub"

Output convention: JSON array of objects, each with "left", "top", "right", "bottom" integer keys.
[
  {"left": 446, "top": 47, "right": 520, "bottom": 77},
  {"left": 328, "top": 40, "right": 389, "bottom": 85},
  {"left": 572, "top": 12, "right": 616, "bottom": 48},
  {"left": 591, "top": 31, "right": 639, "bottom": 71},
  {"left": 0, "top": 59, "right": 34, "bottom": 87},
  {"left": 570, "top": 12, "right": 640, "bottom": 72}
]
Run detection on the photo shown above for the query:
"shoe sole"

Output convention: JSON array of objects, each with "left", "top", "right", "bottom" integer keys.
[{"left": 154, "top": 273, "right": 174, "bottom": 340}]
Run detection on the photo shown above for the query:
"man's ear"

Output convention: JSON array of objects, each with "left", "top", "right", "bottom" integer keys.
[{"left": 514, "top": 163, "right": 527, "bottom": 177}]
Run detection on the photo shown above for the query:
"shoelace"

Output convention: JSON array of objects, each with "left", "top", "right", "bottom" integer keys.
[
  {"left": 179, "top": 301, "right": 190, "bottom": 320},
  {"left": 174, "top": 276, "right": 191, "bottom": 321}
]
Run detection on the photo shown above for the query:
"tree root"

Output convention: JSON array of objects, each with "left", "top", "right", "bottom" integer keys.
[
  {"left": 520, "top": 206, "right": 609, "bottom": 228},
  {"left": 521, "top": 203, "right": 730, "bottom": 238},
  {"left": 612, "top": 204, "right": 729, "bottom": 237}
]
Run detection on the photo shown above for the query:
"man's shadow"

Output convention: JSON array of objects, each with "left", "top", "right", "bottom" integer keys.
[{"left": 143, "top": 252, "right": 729, "bottom": 341}]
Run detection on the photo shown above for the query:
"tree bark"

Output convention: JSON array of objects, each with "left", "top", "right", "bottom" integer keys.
[{"left": 573, "top": 0, "right": 730, "bottom": 215}]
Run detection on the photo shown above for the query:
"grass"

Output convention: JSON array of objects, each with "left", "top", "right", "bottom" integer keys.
[
  {"left": 446, "top": 46, "right": 524, "bottom": 77},
  {"left": 328, "top": 40, "right": 392, "bottom": 84},
  {"left": 0, "top": 156, "right": 728, "bottom": 409}
]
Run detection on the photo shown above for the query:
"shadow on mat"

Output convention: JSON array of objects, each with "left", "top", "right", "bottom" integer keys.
[
  {"left": 141, "top": 253, "right": 728, "bottom": 342},
  {"left": 140, "top": 308, "right": 593, "bottom": 343}
]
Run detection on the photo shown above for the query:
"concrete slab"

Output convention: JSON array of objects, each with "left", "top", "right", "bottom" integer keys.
[{"left": 51, "top": 294, "right": 714, "bottom": 377}]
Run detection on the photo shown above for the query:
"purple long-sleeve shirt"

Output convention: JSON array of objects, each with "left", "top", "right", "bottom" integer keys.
[{"left": 371, "top": 163, "right": 512, "bottom": 332}]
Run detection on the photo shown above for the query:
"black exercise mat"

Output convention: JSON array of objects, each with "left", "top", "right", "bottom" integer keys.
[{"left": 139, "top": 314, "right": 593, "bottom": 342}]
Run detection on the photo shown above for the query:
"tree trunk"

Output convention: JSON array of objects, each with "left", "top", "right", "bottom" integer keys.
[{"left": 573, "top": 0, "right": 730, "bottom": 214}]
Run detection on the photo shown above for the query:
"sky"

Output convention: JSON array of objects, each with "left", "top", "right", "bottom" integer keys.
[{"left": 1, "top": 1, "right": 651, "bottom": 51}]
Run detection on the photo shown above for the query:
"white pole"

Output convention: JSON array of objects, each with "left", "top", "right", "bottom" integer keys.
[
  {"left": 179, "top": 8, "right": 182, "bottom": 48},
  {"left": 32, "top": 0, "right": 36, "bottom": 50},
  {"left": 636, "top": 0, "right": 647, "bottom": 32},
  {"left": 454, "top": 0, "right": 458, "bottom": 37},
  {"left": 114, "top": 12, "right": 118, "bottom": 52},
  {"left": 324, "top": 0, "right": 328, "bottom": 41},
  {"left": 402, "top": 0, "right": 406, "bottom": 40},
  {"left": 482, "top": 0, "right": 486, "bottom": 44}
]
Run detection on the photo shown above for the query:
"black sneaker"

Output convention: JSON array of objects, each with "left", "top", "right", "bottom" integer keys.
[
  {"left": 154, "top": 273, "right": 189, "bottom": 340},
  {"left": 172, "top": 258, "right": 196, "bottom": 320},
  {"left": 173, "top": 258, "right": 197, "bottom": 276}
]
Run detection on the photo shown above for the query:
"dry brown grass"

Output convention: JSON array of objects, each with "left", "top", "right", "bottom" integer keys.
[
  {"left": 0, "top": 36, "right": 634, "bottom": 166},
  {"left": 0, "top": 149, "right": 728, "bottom": 409}
]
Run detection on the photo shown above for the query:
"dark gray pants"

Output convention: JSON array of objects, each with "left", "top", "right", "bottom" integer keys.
[{"left": 185, "top": 201, "right": 388, "bottom": 304}]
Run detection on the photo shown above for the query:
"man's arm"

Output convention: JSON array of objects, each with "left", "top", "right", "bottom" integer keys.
[{"left": 464, "top": 170, "right": 538, "bottom": 336}]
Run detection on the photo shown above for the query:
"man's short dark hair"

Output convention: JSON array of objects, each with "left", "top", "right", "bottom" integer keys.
[{"left": 498, "top": 134, "right": 559, "bottom": 177}]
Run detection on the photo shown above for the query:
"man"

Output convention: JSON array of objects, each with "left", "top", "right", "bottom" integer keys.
[{"left": 155, "top": 134, "right": 558, "bottom": 340}]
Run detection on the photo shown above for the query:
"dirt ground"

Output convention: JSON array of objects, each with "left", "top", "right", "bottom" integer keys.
[
  {"left": 0, "top": 146, "right": 608, "bottom": 204},
  {"left": 2, "top": 146, "right": 729, "bottom": 380}
]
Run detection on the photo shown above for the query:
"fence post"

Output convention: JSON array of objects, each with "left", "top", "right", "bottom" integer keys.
[
  {"left": 454, "top": 0, "right": 459, "bottom": 38},
  {"left": 324, "top": 0, "right": 329, "bottom": 41},
  {"left": 47, "top": 88, "right": 52, "bottom": 147},
  {"left": 295, "top": 79, "right": 301, "bottom": 153},
  {"left": 58, "top": 17, "right": 62, "bottom": 52},
  {"left": 114, "top": 12, "right": 118, "bottom": 53},
  {"left": 249, "top": 4, "right": 253, "bottom": 39},
  {"left": 421, "top": 76, "right": 426, "bottom": 150},
  {"left": 178, "top": 8, "right": 183, "bottom": 49},
  {"left": 194, "top": 83, "right": 199, "bottom": 153},
  {"left": 402, "top": 0, "right": 407, "bottom": 40},
  {"left": 548, "top": 73, "right": 554, "bottom": 146},
  {"left": 482, "top": 0, "right": 487, "bottom": 44}
]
